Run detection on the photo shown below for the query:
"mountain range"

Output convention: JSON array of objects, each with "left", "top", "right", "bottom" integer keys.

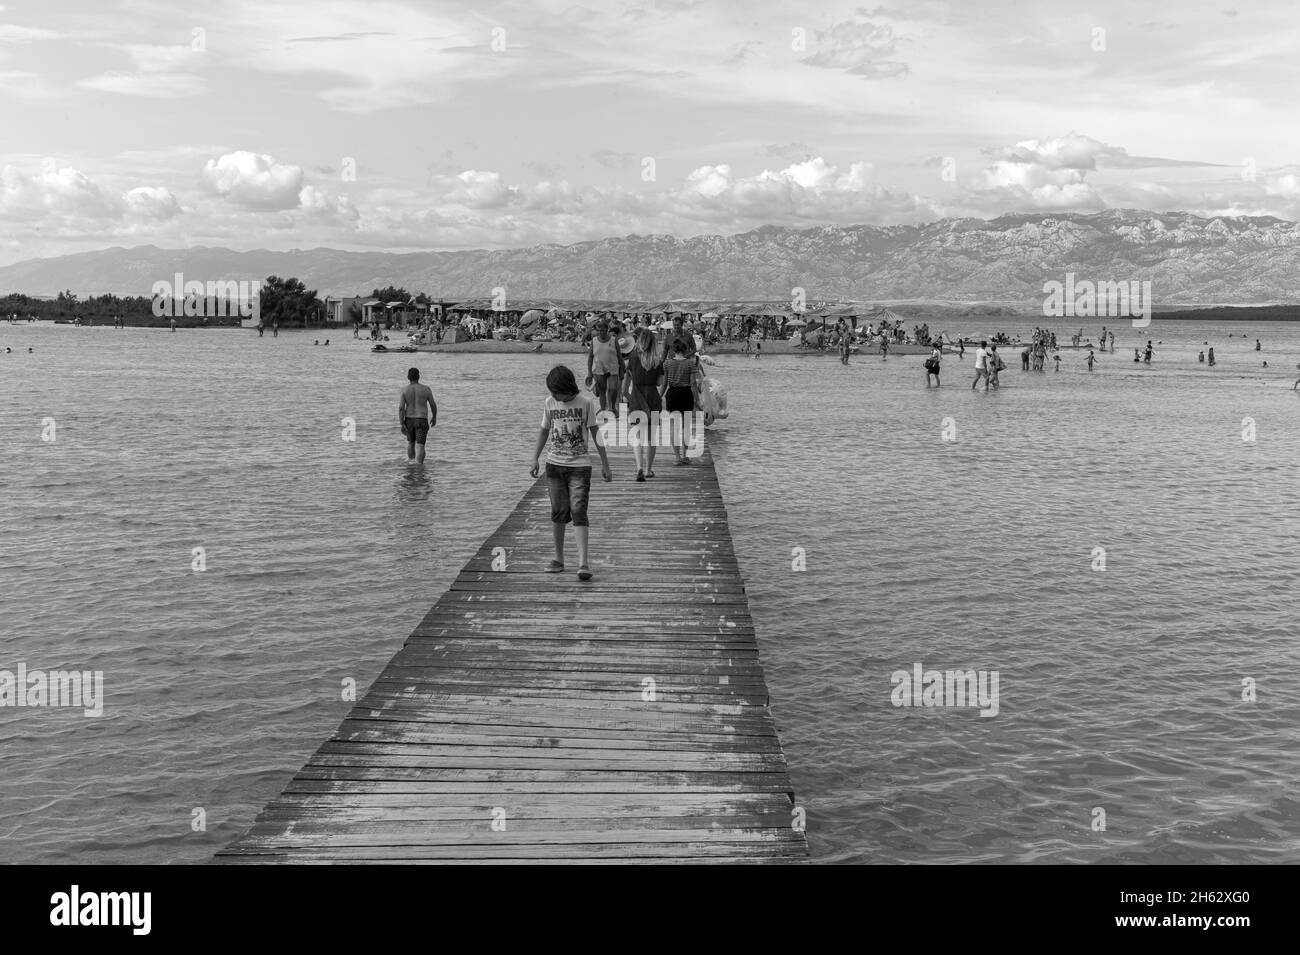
[{"left": 3, "top": 210, "right": 1299, "bottom": 305}]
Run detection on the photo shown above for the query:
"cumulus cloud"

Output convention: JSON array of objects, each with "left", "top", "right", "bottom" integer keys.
[
  {"left": 393, "top": 156, "right": 935, "bottom": 246},
  {"left": 803, "top": 16, "right": 909, "bottom": 79},
  {"left": 0, "top": 164, "right": 120, "bottom": 219},
  {"left": 201, "top": 151, "right": 304, "bottom": 209},
  {"left": 298, "top": 185, "right": 360, "bottom": 222},
  {"left": 986, "top": 133, "right": 1222, "bottom": 172},
  {"left": 124, "top": 185, "right": 182, "bottom": 219},
  {"left": 0, "top": 163, "right": 179, "bottom": 227}
]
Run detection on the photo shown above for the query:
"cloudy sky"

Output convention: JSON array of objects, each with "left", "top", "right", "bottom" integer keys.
[{"left": 1, "top": 0, "right": 1298, "bottom": 265}]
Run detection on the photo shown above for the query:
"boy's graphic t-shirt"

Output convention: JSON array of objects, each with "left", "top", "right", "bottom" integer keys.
[{"left": 542, "top": 395, "right": 600, "bottom": 467}]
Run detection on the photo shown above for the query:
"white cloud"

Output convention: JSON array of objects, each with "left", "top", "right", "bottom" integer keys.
[
  {"left": 201, "top": 152, "right": 304, "bottom": 209},
  {"left": 77, "top": 41, "right": 206, "bottom": 98},
  {"left": 77, "top": 71, "right": 205, "bottom": 98},
  {"left": 124, "top": 186, "right": 182, "bottom": 219}
]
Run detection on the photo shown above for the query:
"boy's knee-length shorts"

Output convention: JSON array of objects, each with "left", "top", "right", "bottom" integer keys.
[{"left": 545, "top": 463, "right": 592, "bottom": 526}]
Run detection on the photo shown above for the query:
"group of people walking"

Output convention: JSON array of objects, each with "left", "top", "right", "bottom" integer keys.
[
  {"left": 529, "top": 319, "right": 706, "bottom": 582},
  {"left": 587, "top": 316, "right": 705, "bottom": 477}
]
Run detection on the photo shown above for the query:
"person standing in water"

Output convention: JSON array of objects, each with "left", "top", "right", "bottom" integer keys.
[
  {"left": 1108, "top": 330, "right": 1115, "bottom": 352},
  {"left": 972, "top": 340, "right": 990, "bottom": 390},
  {"left": 1086, "top": 349, "right": 1097, "bottom": 371},
  {"left": 398, "top": 367, "right": 437, "bottom": 464},
  {"left": 925, "top": 344, "right": 942, "bottom": 387},
  {"left": 1144, "top": 341, "right": 1153, "bottom": 364},
  {"left": 1208, "top": 347, "right": 1216, "bottom": 367}
]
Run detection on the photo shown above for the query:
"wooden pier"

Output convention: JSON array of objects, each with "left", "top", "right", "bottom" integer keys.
[{"left": 217, "top": 449, "right": 806, "bottom": 863}]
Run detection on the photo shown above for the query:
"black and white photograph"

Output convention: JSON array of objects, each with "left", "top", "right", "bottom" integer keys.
[{"left": 0, "top": 0, "right": 1293, "bottom": 922}]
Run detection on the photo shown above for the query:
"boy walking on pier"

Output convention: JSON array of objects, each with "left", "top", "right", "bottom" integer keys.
[{"left": 530, "top": 365, "right": 612, "bottom": 581}]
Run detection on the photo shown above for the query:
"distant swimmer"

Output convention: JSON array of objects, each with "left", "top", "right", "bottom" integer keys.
[
  {"left": 324, "top": 339, "right": 329, "bottom": 345},
  {"left": 1086, "top": 349, "right": 1097, "bottom": 371},
  {"left": 398, "top": 367, "right": 437, "bottom": 464},
  {"left": 1208, "top": 347, "right": 1216, "bottom": 367},
  {"left": 313, "top": 340, "right": 319, "bottom": 345},
  {"left": 1053, "top": 353, "right": 1061, "bottom": 372},
  {"left": 1144, "top": 341, "right": 1153, "bottom": 364},
  {"left": 1198, "top": 351, "right": 1205, "bottom": 363},
  {"left": 533, "top": 342, "right": 544, "bottom": 352},
  {"left": 1133, "top": 348, "right": 1140, "bottom": 363},
  {"left": 1256, "top": 339, "right": 1262, "bottom": 351}
]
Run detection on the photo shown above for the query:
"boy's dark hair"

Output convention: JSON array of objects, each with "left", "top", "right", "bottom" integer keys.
[
  {"left": 408, "top": 367, "right": 420, "bottom": 381},
  {"left": 546, "top": 365, "right": 579, "bottom": 397}
]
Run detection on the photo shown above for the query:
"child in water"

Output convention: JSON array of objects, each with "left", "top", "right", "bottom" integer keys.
[
  {"left": 1053, "top": 354, "right": 1061, "bottom": 372},
  {"left": 1085, "top": 349, "right": 1097, "bottom": 371}
]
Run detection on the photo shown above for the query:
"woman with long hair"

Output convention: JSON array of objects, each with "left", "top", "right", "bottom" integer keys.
[
  {"left": 623, "top": 326, "right": 665, "bottom": 481},
  {"left": 660, "top": 339, "right": 701, "bottom": 465}
]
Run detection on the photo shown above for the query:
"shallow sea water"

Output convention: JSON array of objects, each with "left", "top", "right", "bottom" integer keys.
[{"left": 1, "top": 319, "right": 1298, "bottom": 864}]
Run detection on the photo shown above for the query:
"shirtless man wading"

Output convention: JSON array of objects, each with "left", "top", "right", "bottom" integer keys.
[{"left": 398, "top": 367, "right": 437, "bottom": 464}]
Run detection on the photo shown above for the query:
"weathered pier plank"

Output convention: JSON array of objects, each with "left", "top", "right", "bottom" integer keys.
[{"left": 217, "top": 449, "right": 806, "bottom": 864}]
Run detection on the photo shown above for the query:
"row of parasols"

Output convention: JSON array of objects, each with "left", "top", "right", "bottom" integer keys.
[{"left": 450, "top": 300, "right": 907, "bottom": 332}]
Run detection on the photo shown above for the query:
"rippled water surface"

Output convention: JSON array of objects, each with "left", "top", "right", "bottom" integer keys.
[{"left": 2, "top": 320, "right": 1299, "bottom": 864}]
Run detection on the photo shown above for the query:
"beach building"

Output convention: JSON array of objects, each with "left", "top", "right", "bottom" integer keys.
[{"left": 323, "top": 295, "right": 367, "bottom": 326}]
